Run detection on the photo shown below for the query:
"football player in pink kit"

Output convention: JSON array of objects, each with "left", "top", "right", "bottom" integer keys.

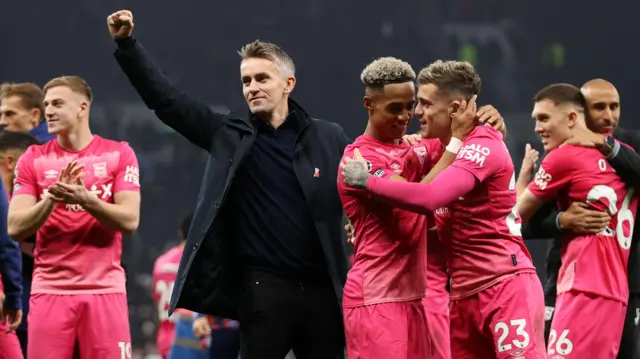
[
  {"left": 342, "top": 60, "right": 546, "bottom": 359},
  {"left": 7, "top": 76, "right": 141, "bottom": 359},
  {"left": 517, "top": 83, "right": 637, "bottom": 359},
  {"left": 338, "top": 57, "right": 433, "bottom": 359},
  {"left": 153, "top": 213, "right": 192, "bottom": 359}
]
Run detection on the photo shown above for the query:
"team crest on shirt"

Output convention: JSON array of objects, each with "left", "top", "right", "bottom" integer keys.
[{"left": 93, "top": 162, "right": 108, "bottom": 178}]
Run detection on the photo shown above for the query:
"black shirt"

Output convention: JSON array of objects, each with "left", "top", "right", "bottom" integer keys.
[{"left": 228, "top": 111, "right": 326, "bottom": 278}]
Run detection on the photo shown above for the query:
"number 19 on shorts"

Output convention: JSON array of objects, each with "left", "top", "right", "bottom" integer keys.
[{"left": 118, "top": 341, "right": 132, "bottom": 359}]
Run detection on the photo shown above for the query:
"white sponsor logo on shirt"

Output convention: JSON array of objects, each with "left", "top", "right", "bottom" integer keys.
[
  {"left": 534, "top": 167, "right": 552, "bottom": 190},
  {"left": 44, "top": 169, "right": 58, "bottom": 179},
  {"left": 124, "top": 166, "right": 140, "bottom": 185},
  {"left": 93, "top": 162, "right": 107, "bottom": 178},
  {"left": 457, "top": 143, "right": 491, "bottom": 167}
]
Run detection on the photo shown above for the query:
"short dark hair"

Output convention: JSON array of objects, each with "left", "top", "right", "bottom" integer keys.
[
  {"left": 0, "top": 131, "right": 41, "bottom": 153},
  {"left": 533, "top": 83, "right": 586, "bottom": 109},
  {"left": 417, "top": 60, "right": 481, "bottom": 100},
  {"left": 180, "top": 212, "right": 194, "bottom": 240}
]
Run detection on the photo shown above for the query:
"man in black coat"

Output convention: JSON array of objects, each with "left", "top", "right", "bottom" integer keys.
[
  {"left": 521, "top": 79, "right": 640, "bottom": 359},
  {"left": 108, "top": 10, "right": 350, "bottom": 359}
]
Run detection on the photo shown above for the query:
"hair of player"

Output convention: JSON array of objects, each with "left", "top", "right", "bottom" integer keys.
[
  {"left": 0, "top": 131, "right": 41, "bottom": 153},
  {"left": 360, "top": 57, "right": 416, "bottom": 90},
  {"left": 533, "top": 83, "right": 586, "bottom": 110},
  {"left": 180, "top": 212, "right": 194, "bottom": 240},
  {"left": 238, "top": 40, "right": 296, "bottom": 77},
  {"left": 43, "top": 76, "right": 93, "bottom": 102},
  {"left": 417, "top": 60, "right": 481, "bottom": 100},
  {"left": 0, "top": 82, "right": 45, "bottom": 118}
]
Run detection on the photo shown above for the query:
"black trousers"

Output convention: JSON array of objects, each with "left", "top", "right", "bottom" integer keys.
[
  {"left": 618, "top": 294, "right": 640, "bottom": 359},
  {"left": 238, "top": 269, "right": 345, "bottom": 359}
]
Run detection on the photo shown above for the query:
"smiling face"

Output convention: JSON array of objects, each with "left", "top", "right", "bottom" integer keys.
[
  {"left": 43, "top": 86, "right": 88, "bottom": 135},
  {"left": 240, "top": 57, "right": 295, "bottom": 118},
  {"left": 364, "top": 81, "right": 416, "bottom": 142},
  {"left": 414, "top": 83, "right": 454, "bottom": 140},
  {"left": 532, "top": 99, "right": 582, "bottom": 152}
]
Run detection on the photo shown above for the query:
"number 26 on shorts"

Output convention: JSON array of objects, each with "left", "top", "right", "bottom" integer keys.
[
  {"left": 494, "top": 319, "right": 531, "bottom": 352},
  {"left": 547, "top": 329, "right": 573, "bottom": 356}
]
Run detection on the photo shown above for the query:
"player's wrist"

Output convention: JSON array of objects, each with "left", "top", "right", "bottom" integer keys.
[{"left": 446, "top": 137, "right": 463, "bottom": 154}]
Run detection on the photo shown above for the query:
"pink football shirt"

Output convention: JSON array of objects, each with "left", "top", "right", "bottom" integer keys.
[
  {"left": 528, "top": 144, "right": 637, "bottom": 303},
  {"left": 339, "top": 134, "right": 429, "bottom": 307},
  {"left": 417, "top": 138, "right": 450, "bottom": 299},
  {"left": 435, "top": 126, "right": 535, "bottom": 299},
  {"left": 153, "top": 245, "right": 183, "bottom": 358},
  {"left": 13, "top": 135, "right": 141, "bottom": 294}
]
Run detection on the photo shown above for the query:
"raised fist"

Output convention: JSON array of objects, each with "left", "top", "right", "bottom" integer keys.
[{"left": 107, "top": 10, "right": 134, "bottom": 39}]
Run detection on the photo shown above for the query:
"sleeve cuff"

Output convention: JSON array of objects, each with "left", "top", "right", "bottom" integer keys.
[
  {"left": 3, "top": 294, "right": 22, "bottom": 310},
  {"left": 555, "top": 211, "right": 564, "bottom": 230},
  {"left": 115, "top": 36, "right": 137, "bottom": 50},
  {"left": 607, "top": 141, "right": 621, "bottom": 160}
]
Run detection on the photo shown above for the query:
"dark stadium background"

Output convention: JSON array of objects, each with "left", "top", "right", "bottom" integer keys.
[{"left": 0, "top": 0, "right": 633, "bottom": 357}]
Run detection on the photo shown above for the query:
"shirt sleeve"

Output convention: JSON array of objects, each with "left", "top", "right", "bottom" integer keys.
[
  {"left": 114, "top": 143, "right": 141, "bottom": 193},
  {"left": 450, "top": 136, "right": 504, "bottom": 182},
  {"left": 0, "top": 181, "right": 23, "bottom": 310},
  {"left": 12, "top": 147, "right": 38, "bottom": 198},
  {"left": 366, "top": 165, "right": 478, "bottom": 213},
  {"left": 527, "top": 149, "right": 573, "bottom": 202}
]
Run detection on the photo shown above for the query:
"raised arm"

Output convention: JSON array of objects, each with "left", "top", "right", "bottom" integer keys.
[{"left": 107, "top": 10, "right": 225, "bottom": 151}]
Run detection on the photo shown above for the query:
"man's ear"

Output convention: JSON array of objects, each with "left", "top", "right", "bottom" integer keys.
[
  {"left": 363, "top": 96, "right": 373, "bottom": 111},
  {"left": 448, "top": 100, "right": 462, "bottom": 117}
]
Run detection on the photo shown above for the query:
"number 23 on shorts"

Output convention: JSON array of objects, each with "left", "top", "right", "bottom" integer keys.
[{"left": 494, "top": 319, "right": 532, "bottom": 354}]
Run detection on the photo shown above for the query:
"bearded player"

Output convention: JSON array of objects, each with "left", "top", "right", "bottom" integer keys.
[
  {"left": 8, "top": 76, "right": 141, "bottom": 359},
  {"left": 342, "top": 60, "right": 546, "bottom": 359},
  {"left": 517, "top": 83, "right": 637, "bottom": 358}
]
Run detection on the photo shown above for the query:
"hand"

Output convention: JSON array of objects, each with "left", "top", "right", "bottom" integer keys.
[
  {"left": 48, "top": 176, "right": 96, "bottom": 207},
  {"left": 1, "top": 308, "right": 22, "bottom": 334},
  {"left": 402, "top": 134, "right": 422, "bottom": 146},
  {"left": 451, "top": 95, "right": 478, "bottom": 140},
  {"left": 58, "top": 161, "right": 84, "bottom": 184},
  {"left": 519, "top": 143, "right": 540, "bottom": 178},
  {"left": 107, "top": 10, "right": 135, "bottom": 39},
  {"left": 558, "top": 202, "right": 611, "bottom": 234},
  {"left": 340, "top": 148, "right": 371, "bottom": 188},
  {"left": 0, "top": 292, "right": 23, "bottom": 334},
  {"left": 563, "top": 128, "right": 606, "bottom": 149},
  {"left": 344, "top": 223, "right": 354, "bottom": 245},
  {"left": 477, "top": 105, "right": 505, "bottom": 134},
  {"left": 192, "top": 316, "right": 212, "bottom": 339}
]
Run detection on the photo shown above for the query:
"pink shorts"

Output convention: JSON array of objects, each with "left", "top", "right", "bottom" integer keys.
[
  {"left": 450, "top": 273, "right": 546, "bottom": 359},
  {"left": 344, "top": 300, "right": 430, "bottom": 359},
  {"left": 27, "top": 293, "right": 130, "bottom": 359},
  {"left": 423, "top": 295, "right": 451, "bottom": 359},
  {"left": 0, "top": 323, "right": 23, "bottom": 359},
  {"left": 548, "top": 291, "right": 626, "bottom": 359}
]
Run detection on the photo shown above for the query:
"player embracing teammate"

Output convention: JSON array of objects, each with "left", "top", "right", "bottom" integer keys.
[
  {"left": 341, "top": 60, "right": 547, "bottom": 359},
  {"left": 518, "top": 83, "right": 638, "bottom": 359}
]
